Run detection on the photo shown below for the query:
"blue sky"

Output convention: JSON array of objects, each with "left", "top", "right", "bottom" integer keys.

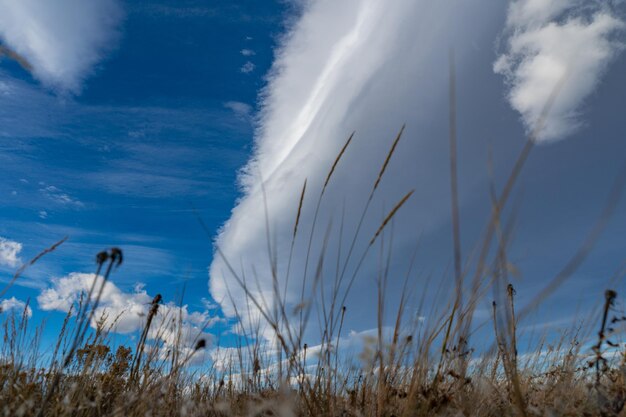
[
  {"left": 0, "top": 0, "right": 290, "bottom": 357},
  {"left": 1, "top": 0, "right": 626, "bottom": 363}
]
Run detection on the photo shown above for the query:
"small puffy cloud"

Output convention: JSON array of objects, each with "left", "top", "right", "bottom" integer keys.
[
  {"left": 0, "top": 237, "right": 22, "bottom": 268},
  {"left": 240, "top": 49, "right": 256, "bottom": 57},
  {"left": 38, "top": 273, "right": 216, "bottom": 357},
  {"left": 240, "top": 61, "right": 256, "bottom": 74},
  {"left": 0, "top": 0, "right": 123, "bottom": 93},
  {"left": 224, "top": 101, "right": 253, "bottom": 119},
  {"left": 0, "top": 297, "right": 32, "bottom": 317},
  {"left": 495, "top": 1, "right": 625, "bottom": 141}
]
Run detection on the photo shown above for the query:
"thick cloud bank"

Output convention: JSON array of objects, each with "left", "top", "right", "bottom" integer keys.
[
  {"left": 209, "top": 0, "right": 625, "bottom": 341},
  {"left": 495, "top": 0, "right": 625, "bottom": 141},
  {"left": 209, "top": 0, "right": 510, "bottom": 338},
  {"left": 0, "top": 0, "right": 123, "bottom": 93}
]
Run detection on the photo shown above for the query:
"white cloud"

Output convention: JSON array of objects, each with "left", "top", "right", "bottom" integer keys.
[
  {"left": 38, "top": 273, "right": 215, "bottom": 355},
  {"left": 505, "top": 0, "right": 575, "bottom": 27},
  {"left": 240, "top": 49, "right": 256, "bottom": 57},
  {"left": 39, "top": 184, "right": 84, "bottom": 208},
  {"left": 0, "top": 237, "right": 22, "bottom": 268},
  {"left": 495, "top": 1, "right": 625, "bottom": 141},
  {"left": 209, "top": 326, "right": 402, "bottom": 380},
  {"left": 209, "top": 0, "right": 509, "bottom": 339},
  {"left": 0, "top": 0, "right": 123, "bottom": 93},
  {"left": 0, "top": 297, "right": 32, "bottom": 317},
  {"left": 224, "top": 101, "right": 252, "bottom": 119},
  {"left": 240, "top": 61, "right": 256, "bottom": 74}
]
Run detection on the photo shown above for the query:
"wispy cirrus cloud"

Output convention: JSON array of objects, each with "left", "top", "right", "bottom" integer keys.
[
  {"left": 132, "top": 4, "right": 219, "bottom": 19},
  {"left": 494, "top": 0, "right": 625, "bottom": 141},
  {"left": 0, "top": 0, "right": 123, "bottom": 93},
  {"left": 0, "top": 79, "right": 250, "bottom": 204},
  {"left": 39, "top": 184, "right": 84, "bottom": 208}
]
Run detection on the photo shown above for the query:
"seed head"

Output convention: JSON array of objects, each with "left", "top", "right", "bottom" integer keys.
[
  {"left": 606, "top": 289, "right": 617, "bottom": 302},
  {"left": 96, "top": 251, "right": 109, "bottom": 266},
  {"left": 195, "top": 339, "right": 207, "bottom": 351},
  {"left": 109, "top": 248, "right": 123, "bottom": 267}
]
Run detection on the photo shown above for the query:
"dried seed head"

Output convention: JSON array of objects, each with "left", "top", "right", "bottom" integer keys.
[
  {"left": 96, "top": 251, "right": 109, "bottom": 266},
  {"left": 323, "top": 131, "right": 355, "bottom": 190},
  {"left": 110, "top": 248, "right": 123, "bottom": 267},
  {"left": 195, "top": 339, "right": 207, "bottom": 351},
  {"left": 507, "top": 283, "right": 516, "bottom": 297},
  {"left": 606, "top": 289, "right": 617, "bottom": 303}
]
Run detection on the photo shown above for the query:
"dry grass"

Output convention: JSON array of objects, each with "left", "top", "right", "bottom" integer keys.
[{"left": 2, "top": 256, "right": 626, "bottom": 417}]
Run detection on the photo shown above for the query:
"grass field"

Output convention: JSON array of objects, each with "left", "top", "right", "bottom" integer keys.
[{"left": 1, "top": 253, "right": 625, "bottom": 417}]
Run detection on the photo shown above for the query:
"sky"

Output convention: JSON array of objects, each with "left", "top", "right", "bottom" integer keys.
[{"left": 1, "top": 0, "right": 626, "bottom": 365}]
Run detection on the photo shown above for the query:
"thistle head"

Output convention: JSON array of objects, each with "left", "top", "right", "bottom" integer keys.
[
  {"left": 109, "top": 247, "right": 123, "bottom": 267},
  {"left": 194, "top": 339, "right": 206, "bottom": 351},
  {"left": 96, "top": 251, "right": 109, "bottom": 266}
]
